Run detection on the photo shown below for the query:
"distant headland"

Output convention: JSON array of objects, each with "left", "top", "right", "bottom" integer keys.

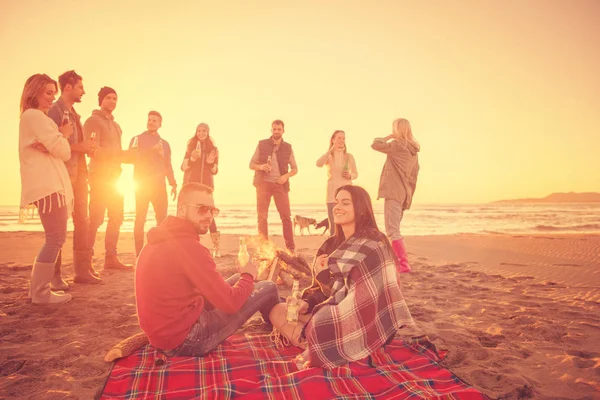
[{"left": 493, "top": 192, "right": 600, "bottom": 203}]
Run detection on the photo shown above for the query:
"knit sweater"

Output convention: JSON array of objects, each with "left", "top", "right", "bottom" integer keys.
[{"left": 19, "top": 109, "right": 74, "bottom": 212}]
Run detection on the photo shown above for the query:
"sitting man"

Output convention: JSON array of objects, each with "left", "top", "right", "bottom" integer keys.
[{"left": 135, "top": 182, "right": 281, "bottom": 356}]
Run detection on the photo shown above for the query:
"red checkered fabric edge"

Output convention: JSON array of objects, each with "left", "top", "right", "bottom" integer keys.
[{"left": 100, "top": 334, "right": 488, "bottom": 399}]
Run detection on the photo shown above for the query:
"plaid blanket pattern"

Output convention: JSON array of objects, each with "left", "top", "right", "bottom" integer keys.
[
  {"left": 100, "top": 333, "right": 487, "bottom": 399},
  {"left": 305, "top": 235, "right": 414, "bottom": 369}
]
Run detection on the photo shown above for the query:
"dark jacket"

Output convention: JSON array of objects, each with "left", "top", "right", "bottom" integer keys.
[
  {"left": 252, "top": 139, "right": 292, "bottom": 192},
  {"left": 182, "top": 137, "right": 219, "bottom": 188},
  {"left": 82, "top": 109, "right": 126, "bottom": 180},
  {"left": 129, "top": 131, "right": 176, "bottom": 188},
  {"left": 48, "top": 98, "right": 87, "bottom": 182}
]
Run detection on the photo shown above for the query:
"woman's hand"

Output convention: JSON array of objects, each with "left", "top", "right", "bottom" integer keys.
[
  {"left": 190, "top": 149, "right": 201, "bottom": 161},
  {"left": 313, "top": 254, "right": 329, "bottom": 275},
  {"left": 206, "top": 148, "right": 218, "bottom": 164},
  {"left": 287, "top": 297, "right": 309, "bottom": 314}
]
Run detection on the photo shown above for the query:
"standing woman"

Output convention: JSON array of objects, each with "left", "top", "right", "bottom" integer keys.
[
  {"left": 181, "top": 123, "right": 220, "bottom": 256},
  {"left": 19, "top": 74, "right": 74, "bottom": 304},
  {"left": 316, "top": 130, "right": 358, "bottom": 236},
  {"left": 371, "top": 118, "right": 420, "bottom": 273}
]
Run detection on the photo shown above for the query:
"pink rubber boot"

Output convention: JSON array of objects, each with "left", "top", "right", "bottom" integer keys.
[{"left": 392, "top": 239, "right": 411, "bottom": 273}]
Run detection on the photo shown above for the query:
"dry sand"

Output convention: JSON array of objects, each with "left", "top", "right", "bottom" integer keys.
[{"left": 1, "top": 231, "right": 599, "bottom": 399}]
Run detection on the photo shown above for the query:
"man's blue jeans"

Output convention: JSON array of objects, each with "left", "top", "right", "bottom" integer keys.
[{"left": 172, "top": 274, "right": 280, "bottom": 357}]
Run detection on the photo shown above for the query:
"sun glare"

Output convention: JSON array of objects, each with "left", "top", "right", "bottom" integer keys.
[{"left": 115, "top": 174, "right": 137, "bottom": 196}]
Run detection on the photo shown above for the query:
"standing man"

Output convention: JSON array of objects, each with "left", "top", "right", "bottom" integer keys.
[
  {"left": 82, "top": 87, "right": 133, "bottom": 271},
  {"left": 48, "top": 70, "right": 102, "bottom": 286},
  {"left": 249, "top": 120, "right": 298, "bottom": 254},
  {"left": 130, "top": 111, "right": 177, "bottom": 256}
]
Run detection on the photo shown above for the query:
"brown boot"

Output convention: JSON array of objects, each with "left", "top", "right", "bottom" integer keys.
[
  {"left": 104, "top": 254, "right": 133, "bottom": 270},
  {"left": 73, "top": 250, "right": 103, "bottom": 284},
  {"left": 210, "top": 231, "right": 221, "bottom": 258},
  {"left": 50, "top": 250, "right": 70, "bottom": 291},
  {"left": 89, "top": 248, "right": 100, "bottom": 277}
]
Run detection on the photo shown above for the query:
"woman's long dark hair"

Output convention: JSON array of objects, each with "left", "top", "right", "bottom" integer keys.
[
  {"left": 317, "top": 185, "right": 398, "bottom": 266},
  {"left": 186, "top": 123, "right": 216, "bottom": 155}
]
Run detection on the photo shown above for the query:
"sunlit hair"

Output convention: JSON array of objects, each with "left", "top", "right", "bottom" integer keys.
[
  {"left": 148, "top": 110, "right": 162, "bottom": 122},
  {"left": 20, "top": 74, "right": 57, "bottom": 114},
  {"left": 58, "top": 70, "right": 82, "bottom": 91},
  {"left": 186, "top": 123, "right": 216, "bottom": 154},
  {"left": 329, "top": 130, "right": 347, "bottom": 154},
  {"left": 272, "top": 119, "right": 285, "bottom": 129},
  {"left": 177, "top": 182, "right": 214, "bottom": 211},
  {"left": 392, "top": 118, "right": 420, "bottom": 150}
]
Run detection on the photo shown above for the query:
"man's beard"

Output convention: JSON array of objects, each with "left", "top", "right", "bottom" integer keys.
[{"left": 193, "top": 222, "right": 209, "bottom": 235}]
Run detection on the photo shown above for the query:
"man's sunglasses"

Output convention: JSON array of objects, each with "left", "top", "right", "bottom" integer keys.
[{"left": 186, "top": 204, "right": 220, "bottom": 217}]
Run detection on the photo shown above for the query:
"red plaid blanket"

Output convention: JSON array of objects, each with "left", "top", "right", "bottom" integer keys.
[{"left": 100, "top": 334, "right": 487, "bottom": 399}]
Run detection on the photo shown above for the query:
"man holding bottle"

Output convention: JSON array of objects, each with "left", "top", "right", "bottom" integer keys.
[
  {"left": 82, "top": 86, "right": 133, "bottom": 271},
  {"left": 48, "top": 70, "right": 101, "bottom": 286},
  {"left": 129, "top": 111, "right": 178, "bottom": 256},
  {"left": 135, "top": 182, "right": 281, "bottom": 356},
  {"left": 249, "top": 120, "right": 298, "bottom": 254}
]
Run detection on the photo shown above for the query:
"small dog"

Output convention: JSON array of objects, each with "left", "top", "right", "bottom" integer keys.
[
  {"left": 293, "top": 215, "right": 317, "bottom": 236},
  {"left": 315, "top": 218, "right": 329, "bottom": 235}
]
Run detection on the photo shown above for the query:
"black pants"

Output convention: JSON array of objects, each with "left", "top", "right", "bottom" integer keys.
[
  {"left": 135, "top": 184, "right": 168, "bottom": 255},
  {"left": 88, "top": 174, "right": 124, "bottom": 256}
]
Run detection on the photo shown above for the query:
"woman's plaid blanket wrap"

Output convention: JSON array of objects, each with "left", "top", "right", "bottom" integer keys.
[{"left": 304, "top": 235, "right": 414, "bottom": 369}]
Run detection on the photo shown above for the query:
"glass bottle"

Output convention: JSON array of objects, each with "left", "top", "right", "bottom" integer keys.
[
  {"left": 286, "top": 280, "right": 301, "bottom": 323},
  {"left": 238, "top": 237, "right": 249, "bottom": 267}
]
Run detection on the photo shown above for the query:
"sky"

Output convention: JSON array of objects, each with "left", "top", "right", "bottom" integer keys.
[{"left": 1, "top": 0, "right": 598, "bottom": 209}]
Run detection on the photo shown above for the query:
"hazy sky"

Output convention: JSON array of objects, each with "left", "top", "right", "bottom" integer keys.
[{"left": 1, "top": 0, "right": 598, "bottom": 209}]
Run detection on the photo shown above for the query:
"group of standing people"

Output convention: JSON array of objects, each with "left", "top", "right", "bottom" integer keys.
[
  {"left": 254, "top": 119, "right": 420, "bottom": 274},
  {"left": 18, "top": 69, "right": 421, "bottom": 310},
  {"left": 19, "top": 71, "right": 182, "bottom": 304}
]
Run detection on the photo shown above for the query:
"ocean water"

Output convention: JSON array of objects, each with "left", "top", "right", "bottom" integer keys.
[{"left": 2, "top": 203, "right": 600, "bottom": 236}]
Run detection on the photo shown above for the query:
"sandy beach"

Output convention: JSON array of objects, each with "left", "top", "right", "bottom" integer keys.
[{"left": 1, "top": 231, "right": 599, "bottom": 399}]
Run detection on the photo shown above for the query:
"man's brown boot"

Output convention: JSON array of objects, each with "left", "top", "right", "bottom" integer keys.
[
  {"left": 73, "top": 250, "right": 103, "bottom": 284},
  {"left": 104, "top": 254, "right": 133, "bottom": 270}
]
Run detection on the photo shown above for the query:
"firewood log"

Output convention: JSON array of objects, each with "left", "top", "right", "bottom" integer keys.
[
  {"left": 278, "top": 269, "right": 295, "bottom": 287},
  {"left": 104, "top": 332, "right": 149, "bottom": 362},
  {"left": 267, "top": 257, "right": 280, "bottom": 282},
  {"left": 276, "top": 251, "right": 311, "bottom": 275}
]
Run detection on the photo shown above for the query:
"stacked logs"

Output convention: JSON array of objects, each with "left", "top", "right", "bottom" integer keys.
[{"left": 257, "top": 250, "right": 312, "bottom": 287}]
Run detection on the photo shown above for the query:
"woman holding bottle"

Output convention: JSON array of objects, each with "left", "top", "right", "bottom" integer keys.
[
  {"left": 19, "top": 73, "right": 74, "bottom": 304},
  {"left": 315, "top": 130, "right": 358, "bottom": 236},
  {"left": 181, "top": 123, "right": 221, "bottom": 256}
]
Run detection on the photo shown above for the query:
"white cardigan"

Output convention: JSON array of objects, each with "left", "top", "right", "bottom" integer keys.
[{"left": 19, "top": 109, "right": 74, "bottom": 213}]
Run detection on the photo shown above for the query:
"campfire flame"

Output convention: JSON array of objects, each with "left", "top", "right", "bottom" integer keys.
[{"left": 244, "top": 235, "right": 278, "bottom": 279}]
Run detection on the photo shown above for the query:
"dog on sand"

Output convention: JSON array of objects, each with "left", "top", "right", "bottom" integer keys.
[
  {"left": 293, "top": 215, "right": 317, "bottom": 235},
  {"left": 315, "top": 218, "right": 329, "bottom": 235}
]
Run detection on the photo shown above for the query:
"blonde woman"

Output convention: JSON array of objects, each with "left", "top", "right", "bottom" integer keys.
[
  {"left": 316, "top": 130, "right": 358, "bottom": 236},
  {"left": 19, "top": 74, "right": 74, "bottom": 304},
  {"left": 371, "top": 118, "right": 420, "bottom": 273}
]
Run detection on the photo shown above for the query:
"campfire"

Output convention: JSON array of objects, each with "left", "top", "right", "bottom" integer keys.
[{"left": 245, "top": 236, "right": 312, "bottom": 287}]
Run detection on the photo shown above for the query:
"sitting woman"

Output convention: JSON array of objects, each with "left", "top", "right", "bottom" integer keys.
[{"left": 269, "top": 185, "right": 413, "bottom": 369}]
